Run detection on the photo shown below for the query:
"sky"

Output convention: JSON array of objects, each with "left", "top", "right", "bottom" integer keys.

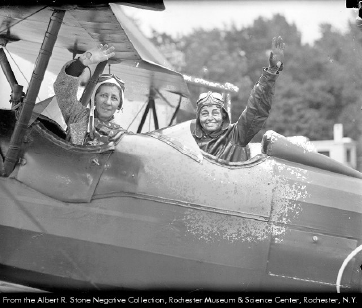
[{"left": 122, "top": 0, "right": 358, "bottom": 45}]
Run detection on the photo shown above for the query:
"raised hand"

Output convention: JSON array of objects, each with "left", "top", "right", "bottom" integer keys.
[
  {"left": 79, "top": 44, "right": 115, "bottom": 66},
  {"left": 269, "top": 36, "right": 285, "bottom": 70}
]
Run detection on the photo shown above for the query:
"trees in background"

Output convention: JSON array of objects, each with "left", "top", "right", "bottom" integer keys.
[{"left": 149, "top": 13, "right": 362, "bottom": 169}]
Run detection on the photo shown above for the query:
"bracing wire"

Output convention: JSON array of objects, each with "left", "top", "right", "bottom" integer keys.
[
  {"left": 0, "top": 6, "right": 48, "bottom": 36},
  {"left": 2, "top": 6, "right": 49, "bottom": 104},
  {"left": 126, "top": 99, "right": 148, "bottom": 130},
  {"left": 4, "top": 47, "right": 41, "bottom": 103},
  {"left": 4, "top": 47, "right": 29, "bottom": 84}
]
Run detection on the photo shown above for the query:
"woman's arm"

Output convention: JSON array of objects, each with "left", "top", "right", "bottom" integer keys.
[
  {"left": 53, "top": 60, "right": 89, "bottom": 126},
  {"left": 53, "top": 44, "right": 116, "bottom": 126},
  {"left": 233, "top": 36, "right": 285, "bottom": 146}
]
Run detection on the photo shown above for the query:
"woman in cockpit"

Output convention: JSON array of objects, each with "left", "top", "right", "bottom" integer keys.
[
  {"left": 192, "top": 36, "right": 285, "bottom": 162},
  {"left": 54, "top": 44, "right": 127, "bottom": 146}
]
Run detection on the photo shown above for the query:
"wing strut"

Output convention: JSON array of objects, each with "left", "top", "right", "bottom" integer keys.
[
  {"left": 137, "top": 88, "right": 159, "bottom": 133},
  {"left": 3, "top": 10, "right": 65, "bottom": 177},
  {"left": 0, "top": 48, "right": 18, "bottom": 89},
  {"left": 152, "top": 88, "right": 183, "bottom": 127},
  {"left": 168, "top": 95, "right": 182, "bottom": 126},
  {"left": 0, "top": 48, "right": 23, "bottom": 109}
]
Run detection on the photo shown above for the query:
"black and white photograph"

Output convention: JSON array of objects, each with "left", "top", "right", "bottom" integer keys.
[{"left": 0, "top": 0, "right": 361, "bottom": 300}]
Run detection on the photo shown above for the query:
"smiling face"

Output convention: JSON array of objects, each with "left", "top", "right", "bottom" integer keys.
[
  {"left": 199, "top": 104, "right": 223, "bottom": 133},
  {"left": 94, "top": 85, "right": 121, "bottom": 121}
]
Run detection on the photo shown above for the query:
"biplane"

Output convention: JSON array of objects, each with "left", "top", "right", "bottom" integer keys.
[{"left": 0, "top": 1, "right": 362, "bottom": 293}]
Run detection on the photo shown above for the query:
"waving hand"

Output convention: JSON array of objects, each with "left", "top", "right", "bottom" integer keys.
[
  {"left": 269, "top": 36, "right": 285, "bottom": 70},
  {"left": 79, "top": 44, "right": 115, "bottom": 66}
]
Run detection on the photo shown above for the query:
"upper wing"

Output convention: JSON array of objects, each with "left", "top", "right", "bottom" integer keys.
[{"left": 0, "top": 3, "right": 191, "bottom": 116}]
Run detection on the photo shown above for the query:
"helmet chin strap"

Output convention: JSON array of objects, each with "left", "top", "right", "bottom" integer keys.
[{"left": 88, "top": 101, "right": 95, "bottom": 139}]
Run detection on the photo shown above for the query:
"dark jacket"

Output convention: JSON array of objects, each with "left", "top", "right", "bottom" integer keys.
[{"left": 192, "top": 68, "right": 279, "bottom": 162}]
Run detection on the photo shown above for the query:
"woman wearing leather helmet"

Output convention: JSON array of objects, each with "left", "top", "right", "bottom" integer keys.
[
  {"left": 192, "top": 36, "right": 285, "bottom": 162},
  {"left": 54, "top": 44, "right": 127, "bottom": 146}
]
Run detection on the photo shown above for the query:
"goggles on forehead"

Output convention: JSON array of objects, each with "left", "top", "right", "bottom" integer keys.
[
  {"left": 97, "top": 73, "right": 125, "bottom": 91},
  {"left": 196, "top": 91, "right": 224, "bottom": 105}
]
